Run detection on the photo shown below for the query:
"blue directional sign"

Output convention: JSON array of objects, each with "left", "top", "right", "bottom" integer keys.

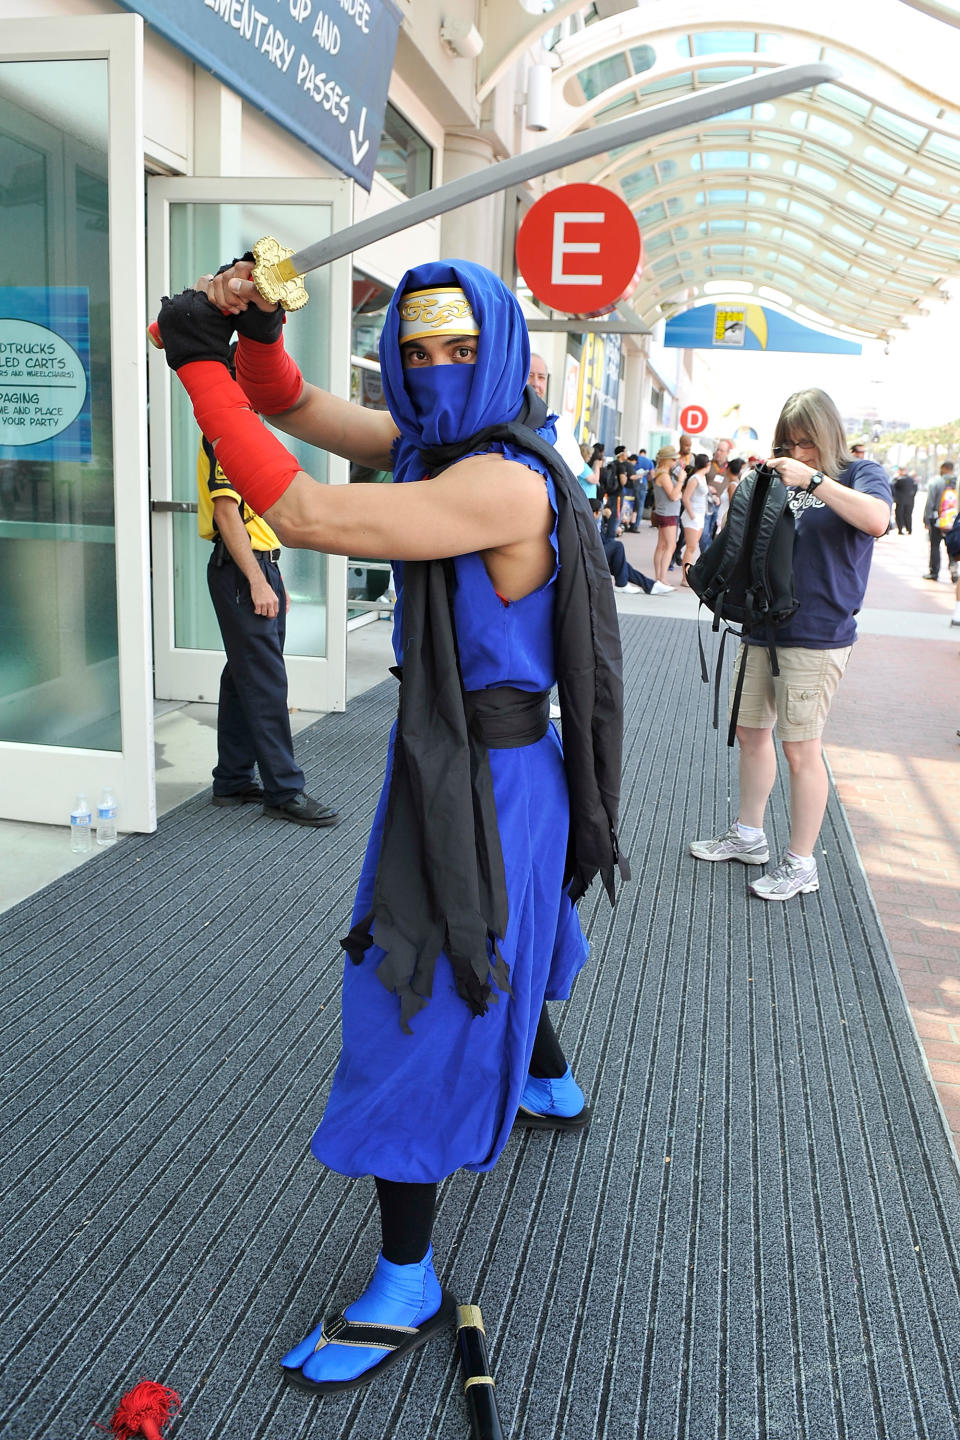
[
  {"left": 117, "top": 0, "right": 402, "bottom": 190},
  {"left": 664, "top": 303, "right": 862, "bottom": 356}
]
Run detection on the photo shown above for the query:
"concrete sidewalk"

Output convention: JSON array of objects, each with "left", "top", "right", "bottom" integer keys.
[{"left": 625, "top": 512, "right": 960, "bottom": 1150}]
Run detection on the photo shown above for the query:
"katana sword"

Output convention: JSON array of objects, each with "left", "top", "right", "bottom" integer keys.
[
  {"left": 247, "top": 62, "right": 839, "bottom": 309},
  {"left": 148, "top": 60, "right": 839, "bottom": 344}
]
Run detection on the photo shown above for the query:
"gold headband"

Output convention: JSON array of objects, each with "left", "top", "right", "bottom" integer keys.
[{"left": 398, "top": 286, "right": 479, "bottom": 344}]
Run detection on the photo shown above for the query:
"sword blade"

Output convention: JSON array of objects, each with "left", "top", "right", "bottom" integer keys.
[{"left": 286, "top": 64, "right": 839, "bottom": 276}]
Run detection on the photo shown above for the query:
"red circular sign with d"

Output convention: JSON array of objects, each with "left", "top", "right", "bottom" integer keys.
[
  {"left": 679, "top": 404, "right": 709, "bottom": 435},
  {"left": 516, "top": 183, "right": 642, "bottom": 315}
]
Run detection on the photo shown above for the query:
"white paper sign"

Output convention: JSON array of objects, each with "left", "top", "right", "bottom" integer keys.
[{"left": 0, "top": 319, "right": 88, "bottom": 448}]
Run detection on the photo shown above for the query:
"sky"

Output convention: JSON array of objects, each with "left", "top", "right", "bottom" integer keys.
[{"left": 692, "top": 297, "right": 959, "bottom": 450}]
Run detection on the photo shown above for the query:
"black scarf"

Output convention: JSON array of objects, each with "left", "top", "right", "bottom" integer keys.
[{"left": 341, "top": 390, "right": 628, "bottom": 1031}]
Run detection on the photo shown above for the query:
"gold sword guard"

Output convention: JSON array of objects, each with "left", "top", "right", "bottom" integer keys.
[{"left": 251, "top": 236, "right": 310, "bottom": 311}]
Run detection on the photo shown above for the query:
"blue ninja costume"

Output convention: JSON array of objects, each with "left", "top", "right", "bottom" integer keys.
[{"left": 311, "top": 261, "right": 617, "bottom": 1183}]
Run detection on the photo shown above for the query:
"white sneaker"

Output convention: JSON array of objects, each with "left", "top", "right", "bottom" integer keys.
[
  {"left": 689, "top": 823, "right": 769, "bottom": 865},
  {"left": 650, "top": 581, "right": 673, "bottom": 595},
  {"left": 616, "top": 582, "right": 644, "bottom": 594},
  {"left": 749, "top": 853, "right": 819, "bottom": 901}
]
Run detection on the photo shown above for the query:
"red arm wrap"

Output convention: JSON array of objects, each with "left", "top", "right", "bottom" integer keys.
[
  {"left": 178, "top": 361, "right": 301, "bottom": 517},
  {"left": 234, "top": 333, "right": 304, "bottom": 414}
]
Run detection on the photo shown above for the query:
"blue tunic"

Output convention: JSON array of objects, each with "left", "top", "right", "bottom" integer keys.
[{"left": 311, "top": 477, "right": 589, "bottom": 1182}]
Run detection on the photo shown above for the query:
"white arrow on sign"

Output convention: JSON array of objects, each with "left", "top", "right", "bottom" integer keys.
[{"left": 350, "top": 106, "right": 369, "bottom": 167}]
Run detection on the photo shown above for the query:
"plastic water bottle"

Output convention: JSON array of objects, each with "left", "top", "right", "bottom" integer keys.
[
  {"left": 97, "top": 787, "right": 118, "bottom": 847},
  {"left": 70, "top": 794, "right": 92, "bottom": 854}
]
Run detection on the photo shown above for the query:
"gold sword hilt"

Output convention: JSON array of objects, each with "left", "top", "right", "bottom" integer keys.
[
  {"left": 145, "top": 234, "right": 309, "bottom": 350},
  {"left": 251, "top": 236, "right": 309, "bottom": 312}
]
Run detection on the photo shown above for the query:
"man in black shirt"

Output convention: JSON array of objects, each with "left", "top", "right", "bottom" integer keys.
[{"left": 891, "top": 465, "right": 918, "bottom": 535}]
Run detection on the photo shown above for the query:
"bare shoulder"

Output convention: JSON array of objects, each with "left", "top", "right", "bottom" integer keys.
[{"left": 432, "top": 451, "right": 548, "bottom": 499}]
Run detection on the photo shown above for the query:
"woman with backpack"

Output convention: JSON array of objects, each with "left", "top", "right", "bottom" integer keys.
[
  {"left": 688, "top": 388, "right": 892, "bottom": 902},
  {"left": 651, "top": 445, "right": 683, "bottom": 587}
]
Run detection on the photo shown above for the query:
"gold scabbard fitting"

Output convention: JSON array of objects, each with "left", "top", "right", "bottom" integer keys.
[
  {"left": 457, "top": 1305, "right": 486, "bottom": 1332},
  {"left": 252, "top": 235, "right": 309, "bottom": 312}
]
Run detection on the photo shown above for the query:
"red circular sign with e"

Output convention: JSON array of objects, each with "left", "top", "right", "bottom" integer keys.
[
  {"left": 679, "top": 404, "right": 709, "bottom": 435},
  {"left": 516, "top": 183, "right": 642, "bottom": 315}
]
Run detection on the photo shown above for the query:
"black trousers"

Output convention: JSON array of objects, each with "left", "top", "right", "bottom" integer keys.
[
  {"left": 207, "top": 552, "right": 304, "bottom": 805},
  {"left": 894, "top": 498, "right": 913, "bottom": 533},
  {"left": 374, "top": 1004, "right": 569, "bottom": 1264},
  {"left": 928, "top": 523, "right": 954, "bottom": 579}
]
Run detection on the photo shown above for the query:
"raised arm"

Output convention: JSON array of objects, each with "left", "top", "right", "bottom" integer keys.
[
  {"left": 770, "top": 455, "right": 891, "bottom": 538},
  {"left": 157, "top": 288, "right": 552, "bottom": 571}
]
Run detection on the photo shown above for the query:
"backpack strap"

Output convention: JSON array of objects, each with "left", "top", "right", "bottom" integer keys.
[
  {"left": 764, "top": 620, "right": 780, "bottom": 678},
  {"left": 727, "top": 590, "right": 757, "bottom": 745},
  {"left": 726, "top": 640, "right": 751, "bottom": 748},
  {"left": 747, "top": 474, "right": 791, "bottom": 665},
  {"left": 708, "top": 471, "right": 754, "bottom": 617},
  {"left": 695, "top": 600, "right": 711, "bottom": 683}
]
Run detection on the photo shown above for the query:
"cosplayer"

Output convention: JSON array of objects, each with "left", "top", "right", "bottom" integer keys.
[{"left": 157, "top": 258, "right": 625, "bottom": 1395}]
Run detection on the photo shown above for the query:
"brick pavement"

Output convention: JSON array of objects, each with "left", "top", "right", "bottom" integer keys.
[{"left": 624, "top": 505, "right": 960, "bottom": 1152}]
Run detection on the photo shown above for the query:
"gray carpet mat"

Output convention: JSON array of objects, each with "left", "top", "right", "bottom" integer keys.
[{"left": 3, "top": 615, "right": 960, "bottom": 1440}]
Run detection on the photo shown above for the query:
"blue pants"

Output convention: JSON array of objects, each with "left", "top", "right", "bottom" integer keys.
[
  {"left": 207, "top": 552, "right": 304, "bottom": 805},
  {"left": 603, "top": 538, "right": 652, "bottom": 591},
  {"left": 631, "top": 477, "right": 647, "bottom": 529},
  {"left": 701, "top": 506, "right": 719, "bottom": 550}
]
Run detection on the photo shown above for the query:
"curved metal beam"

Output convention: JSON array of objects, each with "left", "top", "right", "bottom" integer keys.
[
  {"left": 898, "top": 0, "right": 960, "bottom": 25},
  {"left": 630, "top": 268, "right": 921, "bottom": 333},
  {"left": 638, "top": 205, "right": 947, "bottom": 297},
  {"left": 590, "top": 128, "right": 960, "bottom": 229},
  {"left": 550, "top": 6, "right": 956, "bottom": 118},
  {"left": 632, "top": 259, "right": 916, "bottom": 330},
  {"left": 477, "top": 0, "right": 584, "bottom": 105},
  {"left": 618, "top": 169, "right": 956, "bottom": 261}
]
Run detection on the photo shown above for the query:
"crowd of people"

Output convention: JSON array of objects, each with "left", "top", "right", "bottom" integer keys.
[{"left": 575, "top": 429, "right": 754, "bottom": 590}]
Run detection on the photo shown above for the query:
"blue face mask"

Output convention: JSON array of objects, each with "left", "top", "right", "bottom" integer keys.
[
  {"left": 380, "top": 260, "right": 535, "bottom": 486},
  {"left": 402, "top": 365, "right": 476, "bottom": 449}
]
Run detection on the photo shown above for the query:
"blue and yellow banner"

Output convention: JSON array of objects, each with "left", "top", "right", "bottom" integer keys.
[{"left": 664, "top": 303, "right": 861, "bottom": 356}]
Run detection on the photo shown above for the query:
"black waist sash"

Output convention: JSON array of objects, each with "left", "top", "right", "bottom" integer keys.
[{"left": 463, "top": 686, "right": 549, "bottom": 749}]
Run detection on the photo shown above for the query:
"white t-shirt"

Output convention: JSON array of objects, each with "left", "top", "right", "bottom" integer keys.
[{"left": 552, "top": 413, "right": 587, "bottom": 478}]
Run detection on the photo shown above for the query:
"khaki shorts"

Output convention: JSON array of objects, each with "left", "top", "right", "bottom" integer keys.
[{"left": 730, "top": 643, "right": 852, "bottom": 741}]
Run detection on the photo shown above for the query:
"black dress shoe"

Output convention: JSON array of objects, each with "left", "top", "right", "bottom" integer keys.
[
  {"left": 212, "top": 784, "right": 266, "bottom": 807},
  {"left": 263, "top": 792, "right": 339, "bottom": 827}
]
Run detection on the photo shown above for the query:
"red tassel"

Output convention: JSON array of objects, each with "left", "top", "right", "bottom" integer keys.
[{"left": 108, "top": 1380, "right": 180, "bottom": 1440}]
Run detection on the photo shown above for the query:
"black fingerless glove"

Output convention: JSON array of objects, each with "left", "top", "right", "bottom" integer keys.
[
  {"left": 157, "top": 290, "right": 235, "bottom": 371},
  {"left": 217, "top": 251, "right": 285, "bottom": 345}
]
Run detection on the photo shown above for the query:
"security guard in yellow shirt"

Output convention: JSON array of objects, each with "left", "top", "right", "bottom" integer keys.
[{"left": 199, "top": 437, "right": 338, "bottom": 826}]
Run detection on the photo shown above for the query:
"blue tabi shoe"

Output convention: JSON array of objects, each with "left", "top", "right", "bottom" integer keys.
[
  {"left": 515, "top": 1066, "right": 591, "bottom": 1131},
  {"left": 281, "top": 1245, "right": 456, "bottom": 1395}
]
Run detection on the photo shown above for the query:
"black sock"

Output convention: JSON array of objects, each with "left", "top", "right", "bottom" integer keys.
[
  {"left": 374, "top": 1177, "right": 438, "bottom": 1265},
  {"left": 528, "top": 1004, "right": 568, "bottom": 1079}
]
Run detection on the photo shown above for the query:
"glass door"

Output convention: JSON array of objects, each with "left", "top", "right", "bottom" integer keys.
[
  {"left": 0, "top": 16, "right": 154, "bottom": 830},
  {"left": 146, "top": 179, "right": 352, "bottom": 715}
]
